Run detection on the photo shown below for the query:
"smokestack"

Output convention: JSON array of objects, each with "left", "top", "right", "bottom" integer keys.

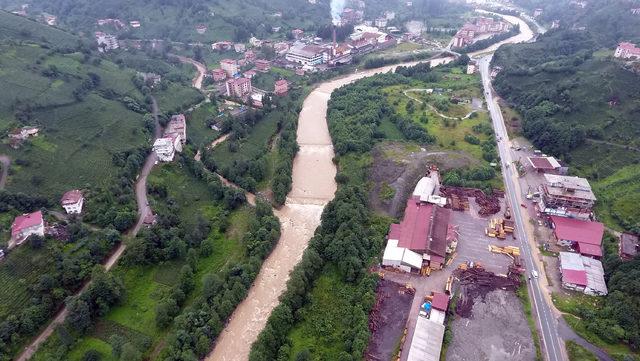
[{"left": 332, "top": 25, "right": 337, "bottom": 47}]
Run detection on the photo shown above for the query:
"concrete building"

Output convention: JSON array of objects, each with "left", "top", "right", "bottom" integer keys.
[
  {"left": 619, "top": 233, "right": 639, "bottom": 261},
  {"left": 165, "top": 114, "right": 186, "bottom": 145},
  {"left": 292, "top": 28, "right": 304, "bottom": 39},
  {"left": 528, "top": 156, "right": 562, "bottom": 174},
  {"left": 255, "top": 59, "right": 271, "bottom": 72},
  {"left": 533, "top": 8, "right": 543, "bottom": 17},
  {"left": 539, "top": 174, "right": 595, "bottom": 219},
  {"left": 10, "top": 211, "right": 44, "bottom": 247},
  {"left": 614, "top": 42, "right": 640, "bottom": 59},
  {"left": 466, "top": 61, "right": 477, "bottom": 74},
  {"left": 234, "top": 43, "right": 246, "bottom": 53},
  {"left": 95, "top": 32, "right": 119, "bottom": 52},
  {"left": 274, "top": 79, "right": 289, "bottom": 96},
  {"left": 551, "top": 216, "right": 604, "bottom": 258},
  {"left": 220, "top": 59, "right": 239, "bottom": 77},
  {"left": 153, "top": 137, "right": 178, "bottom": 162},
  {"left": 9, "top": 126, "right": 39, "bottom": 140},
  {"left": 286, "top": 44, "right": 325, "bottom": 66},
  {"left": 61, "top": 190, "right": 84, "bottom": 214},
  {"left": 225, "top": 77, "right": 252, "bottom": 98},
  {"left": 195, "top": 24, "right": 207, "bottom": 34},
  {"left": 406, "top": 313, "right": 446, "bottom": 361},
  {"left": 211, "top": 68, "right": 227, "bottom": 82},
  {"left": 559, "top": 252, "right": 607, "bottom": 295}
]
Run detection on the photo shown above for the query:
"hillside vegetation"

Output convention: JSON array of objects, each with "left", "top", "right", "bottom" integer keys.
[{"left": 492, "top": 29, "right": 640, "bottom": 231}]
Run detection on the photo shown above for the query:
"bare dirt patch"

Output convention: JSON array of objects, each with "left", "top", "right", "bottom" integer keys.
[
  {"left": 369, "top": 142, "right": 479, "bottom": 217},
  {"left": 447, "top": 289, "right": 535, "bottom": 361},
  {"left": 366, "top": 279, "right": 414, "bottom": 361}
]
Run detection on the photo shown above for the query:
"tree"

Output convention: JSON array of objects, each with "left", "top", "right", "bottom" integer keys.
[
  {"left": 66, "top": 298, "right": 91, "bottom": 332},
  {"left": 82, "top": 349, "right": 101, "bottom": 361},
  {"left": 119, "top": 343, "right": 142, "bottom": 361}
]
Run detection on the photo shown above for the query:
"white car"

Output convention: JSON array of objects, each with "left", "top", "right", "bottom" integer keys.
[{"left": 531, "top": 270, "right": 539, "bottom": 279}]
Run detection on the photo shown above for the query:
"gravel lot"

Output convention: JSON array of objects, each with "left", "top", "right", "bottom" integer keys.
[{"left": 446, "top": 290, "right": 535, "bottom": 361}]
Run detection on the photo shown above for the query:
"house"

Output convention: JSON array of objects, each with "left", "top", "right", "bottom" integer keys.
[
  {"left": 274, "top": 79, "right": 289, "bottom": 96},
  {"left": 466, "top": 61, "right": 477, "bottom": 74},
  {"left": 137, "top": 72, "right": 162, "bottom": 87},
  {"left": 244, "top": 50, "right": 256, "bottom": 62},
  {"left": 95, "top": 32, "right": 119, "bottom": 52},
  {"left": 129, "top": 20, "right": 141, "bottom": 28},
  {"left": 292, "top": 28, "right": 304, "bottom": 39},
  {"left": 43, "top": 14, "right": 57, "bottom": 26},
  {"left": 195, "top": 24, "right": 207, "bottom": 34},
  {"left": 11, "top": 211, "right": 45, "bottom": 247},
  {"left": 374, "top": 18, "right": 388, "bottom": 27},
  {"left": 550, "top": 216, "right": 604, "bottom": 258},
  {"left": 533, "top": 8, "right": 543, "bottom": 17},
  {"left": 286, "top": 44, "right": 326, "bottom": 65},
  {"left": 61, "top": 190, "right": 84, "bottom": 214},
  {"left": 539, "top": 174, "right": 595, "bottom": 219},
  {"left": 225, "top": 77, "right": 252, "bottom": 98},
  {"left": 220, "top": 59, "right": 239, "bottom": 77},
  {"left": 212, "top": 41, "right": 233, "bottom": 51},
  {"left": 249, "top": 37, "right": 262, "bottom": 47},
  {"left": 153, "top": 137, "right": 177, "bottom": 162},
  {"left": 527, "top": 156, "right": 563, "bottom": 174},
  {"left": 559, "top": 252, "right": 607, "bottom": 295},
  {"left": 619, "top": 233, "right": 639, "bottom": 260},
  {"left": 274, "top": 42, "right": 290, "bottom": 55},
  {"left": 632, "top": 8, "right": 640, "bottom": 15},
  {"left": 234, "top": 43, "right": 246, "bottom": 53},
  {"left": 211, "top": 68, "right": 227, "bottom": 82},
  {"left": 255, "top": 59, "right": 271, "bottom": 72},
  {"left": 614, "top": 42, "right": 640, "bottom": 59},
  {"left": 165, "top": 114, "right": 187, "bottom": 145},
  {"left": 9, "top": 126, "right": 39, "bottom": 140},
  {"left": 243, "top": 70, "right": 257, "bottom": 79}
]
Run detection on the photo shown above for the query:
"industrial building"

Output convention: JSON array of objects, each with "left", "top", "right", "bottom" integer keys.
[
  {"left": 285, "top": 44, "right": 326, "bottom": 66},
  {"left": 550, "top": 216, "right": 604, "bottom": 258},
  {"left": 406, "top": 292, "right": 449, "bottom": 361},
  {"left": 539, "top": 174, "right": 596, "bottom": 219},
  {"left": 527, "top": 156, "right": 563, "bottom": 174},
  {"left": 383, "top": 175, "right": 455, "bottom": 272},
  {"left": 559, "top": 252, "right": 607, "bottom": 296}
]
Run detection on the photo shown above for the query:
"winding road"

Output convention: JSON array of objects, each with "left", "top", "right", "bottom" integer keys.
[
  {"left": 16, "top": 96, "right": 163, "bottom": 361},
  {"left": 172, "top": 54, "right": 207, "bottom": 90}
]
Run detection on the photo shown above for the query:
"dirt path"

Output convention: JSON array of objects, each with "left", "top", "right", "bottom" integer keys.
[
  {"left": 206, "top": 56, "right": 455, "bottom": 361},
  {"left": 0, "top": 154, "right": 9, "bottom": 190},
  {"left": 16, "top": 97, "right": 163, "bottom": 361}
]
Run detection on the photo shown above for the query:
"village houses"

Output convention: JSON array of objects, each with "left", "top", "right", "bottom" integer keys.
[
  {"left": 614, "top": 42, "right": 640, "bottom": 59},
  {"left": 61, "top": 190, "right": 84, "bottom": 214},
  {"left": 10, "top": 211, "right": 45, "bottom": 248}
]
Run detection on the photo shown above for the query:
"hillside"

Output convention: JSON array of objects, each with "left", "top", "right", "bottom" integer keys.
[
  {"left": 492, "top": 28, "right": 640, "bottom": 231},
  {"left": 0, "top": 0, "right": 332, "bottom": 43}
]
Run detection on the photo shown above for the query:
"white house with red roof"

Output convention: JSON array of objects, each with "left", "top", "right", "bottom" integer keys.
[
  {"left": 559, "top": 252, "right": 607, "bottom": 295},
  {"left": 550, "top": 216, "right": 604, "bottom": 258},
  {"left": 614, "top": 42, "right": 640, "bottom": 59},
  {"left": 61, "top": 190, "right": 84, "bottom": 214},
  {"left": 10, "top": 211, "right": 44, "bottom": 247}
]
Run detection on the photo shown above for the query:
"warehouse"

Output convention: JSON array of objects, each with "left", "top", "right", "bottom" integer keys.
[
  {"left": 559, "top": 252, "right": 607, "bottom": 296},
  {"left": 527, "top": 156, "right": 563, "bottom": 174},
  {"left": 551, "top": 216, "right": 604, "bottom": 258},
  {"left": 406, "top": 315, "right": 446, "bottom": 361}
]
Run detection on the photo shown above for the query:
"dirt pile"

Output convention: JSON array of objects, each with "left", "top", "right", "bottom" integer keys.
[
  {"left": 454, "top": 267, "right": 520, "bottom": 318},
  {"left": 366, "top": 280, "right": 414, "bottom": 361}
]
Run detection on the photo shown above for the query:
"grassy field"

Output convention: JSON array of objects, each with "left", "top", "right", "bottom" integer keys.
[
  {"left": 50, "top": 163, "right": 250, "bottom": 360},
  {"left": 552, "top": 293, "right": 638, "bottom": 359},
  {"left": 566, "top": 340, "right": 598, "bottom": 361},
  {"left": 0, "top": 10, "right": 81, "bottom": 48},
  {"left": 384, "top": 65, "right": 495, "bottom": 164},
  {"left": 152, "top": 82, "right": 203, "bottom": 114},
  {"left": 586, "top": 164, "right": 640, "bottom": 231},
  {"left": 0, "top": 245, "right": 57, "bottom": 319},
  {"left": 185, "top": 102, "right": 220, "bottom": 148},
  {"left": 209, "top": 111, "right": 279, "bottom": 170},
  {"left": 287, "top": 268, "right": 360, "bottom": 360}
]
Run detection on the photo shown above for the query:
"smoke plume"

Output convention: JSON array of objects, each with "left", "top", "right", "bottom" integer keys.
[{"left": 330, "top": 0, "right": 346, "bottom": 25}]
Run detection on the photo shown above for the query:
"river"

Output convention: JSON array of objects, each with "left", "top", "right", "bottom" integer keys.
[{"left": 206, "top": 56, "right": 455, "bottom": 361}]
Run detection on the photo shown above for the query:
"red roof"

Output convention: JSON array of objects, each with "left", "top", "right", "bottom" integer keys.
[
  {"left": 528, "top": 157, "right": 558, "bottom": 170},
  {"left": 388, "top": 223, "right": 402, "bottom": 240},
  {"left": 431, "top": 292, "right": 449, "bottom": 311},
  {"left": 551, "top": 216, "right": 604, "bottom": 246},
  {"left": 562, "top": 269, "right": 587, "bottom": 286},
  {"left": 392, "top": 200, "right": 433, "bottom": 252},
  {"left": 61, "top": 190, "right": 83, "bottom": 205},
  {"left": 577, "top": 242, "right": 602, "bottom": 257},
  {"left": 11, "top": 211, "right": 44, "bottom": 238}
]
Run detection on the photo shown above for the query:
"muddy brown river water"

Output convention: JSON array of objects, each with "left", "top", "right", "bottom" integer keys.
[{"left": 206, "top": 56, "right": 455, "bottom": 361}]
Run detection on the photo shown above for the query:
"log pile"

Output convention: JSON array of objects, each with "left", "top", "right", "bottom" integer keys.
[
  {"left": 454, "top": 267, "right": 521, "bottom": 317},
  {"left": 440, "top": 186, "right": 501, "bottom": 216}
]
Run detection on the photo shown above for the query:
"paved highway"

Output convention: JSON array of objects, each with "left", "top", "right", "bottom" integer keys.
[{"left": 478, "top": 56, "right": 564, "bottom": 361}]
